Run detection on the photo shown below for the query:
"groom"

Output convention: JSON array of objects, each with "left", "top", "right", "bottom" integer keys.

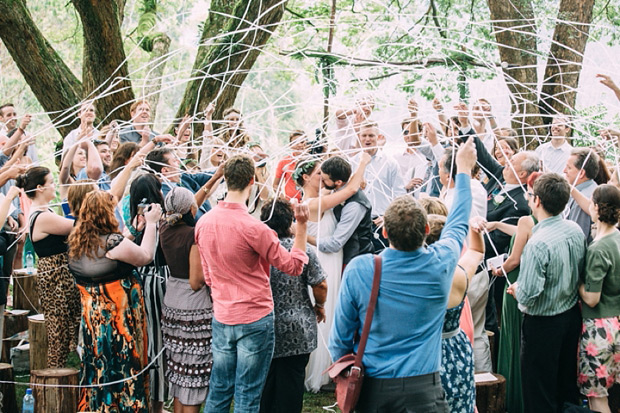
[{"left": 316, "top": 156, "right": 374, "bottom": 266}]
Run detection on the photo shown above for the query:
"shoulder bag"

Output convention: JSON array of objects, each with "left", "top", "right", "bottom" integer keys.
[{"left": 326, "top": 255, "right": 382, "bottom": 413}]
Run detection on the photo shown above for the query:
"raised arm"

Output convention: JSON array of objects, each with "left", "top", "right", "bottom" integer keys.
[
  {"left": 455, "top": 102, "right": 503, "bottom": 183},
  {"left": 0, "top": 186, "right": 21, "bottom": 227},
  {"left": 491, "top": 215, "right": 535, "bottom": 276},
  {"left": 107, "top": 203, "right": 162, "bottom": 266},
  {"left": 194, "top": 165, "right": 223, "bottom": 208},
  {"left": 109, "top": 151, "right": 145, "bottom": 200},
  {"left": 597, "top": 74, "right": 620, "bottom": 102},
  {"left": 84, "top": 140, "right": 103, "bottom": 180},
  {"left": 2, "top": 115, "right": 31, "bottom": 156},
  {"left": 570, "top": 185, "right": 593, "bottom": 217},
  {"left": 310, "top": 153, "right": 371, "bottom": 214},
  {"left": 439, "top": 138, "right": 476, "bottom": 249}
]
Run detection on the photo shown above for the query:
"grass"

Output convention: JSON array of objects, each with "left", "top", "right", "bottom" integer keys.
[{"left": 14, "top": 350, "right": 338, "bottom": 413}]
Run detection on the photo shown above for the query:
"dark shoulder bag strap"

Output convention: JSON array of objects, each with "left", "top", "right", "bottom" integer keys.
[{"left": 353, "top": 255, "right": 382, "bottom": 369}]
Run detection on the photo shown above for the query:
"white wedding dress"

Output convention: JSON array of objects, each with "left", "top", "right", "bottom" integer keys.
[{"left": 305, "top": 208, "right": 344, "bottom": 392}]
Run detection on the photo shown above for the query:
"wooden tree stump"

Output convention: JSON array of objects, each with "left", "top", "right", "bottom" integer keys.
[
  {"left": 30, "top": 368, "right": 78, "bottom": 413},
  {"left": 0, "top": 363, "right": 17, "bottom": 413},
  {"left": 475, "top": 373, "right": 506, "bottom": 413},
  {"left": 1, "top": 311, "right": 28, "bottom": 363},
  {"left": 13, "top": 269, "right": 41, "bottom": 313},
  {"left": 28, "top": 316, "right": 47, "bottom": 371}
]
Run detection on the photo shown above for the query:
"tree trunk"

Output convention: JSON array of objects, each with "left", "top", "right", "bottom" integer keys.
[
  {"left": 539, "top": 0, "right": 595, "bottom": 121},
  {"left": 175, "top": 0, "right": 289, "bottom": 134},
  {"left": 142, "top": 34, "right": 171, "bottom": 121},
  {"left": 0, "top": 0, "right": 82, "bottom": 138},
  {"left": 72, "top": 0, "right": 135, "bottom": 122},
  {"left": 487, "top": 0, "right": 545, "bottom": 148}
]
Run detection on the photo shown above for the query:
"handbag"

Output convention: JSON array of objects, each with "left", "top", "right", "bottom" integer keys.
[{"left": 326, "top": 255, "right": 382, "bottom": 413}]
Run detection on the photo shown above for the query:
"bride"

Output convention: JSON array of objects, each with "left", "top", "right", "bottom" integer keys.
[{"left": 295, "top": 152, "right": 370, "bottom": 392}]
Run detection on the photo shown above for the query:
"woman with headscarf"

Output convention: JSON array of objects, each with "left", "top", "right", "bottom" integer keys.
[{"left": 159, "top": 187, "right": 213, "bottom": 413}]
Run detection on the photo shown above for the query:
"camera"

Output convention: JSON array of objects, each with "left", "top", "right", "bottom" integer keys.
[{"left": 137, "top": 198, "right": 148, "bottom": 215}]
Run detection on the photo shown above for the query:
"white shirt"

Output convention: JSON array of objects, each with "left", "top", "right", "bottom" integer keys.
[
  {"left": 352, "top": 151, "right": 406, "bottom": 216},
  {"left": 332, "top": 116, "right": 358, "bottom": 154},
  {"left": 62, "top": 125, "right": 99, "bottom": 154},
  {"left": 443, "top": 178, "right": 488, "bottom": 218},
  {"left": 394, "top": 148, "right": 428, "bottom": 179},
  {"left": 535, "top": 140, "right": 572, "bottom": 175}
]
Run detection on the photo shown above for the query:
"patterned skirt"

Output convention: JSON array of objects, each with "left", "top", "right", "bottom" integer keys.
[
  {"left": 138, "top": 262, "right": 169, "bottom": 403},
  {"left": 76, "top": 274, "right": 150, "bottom": 413},
  {"left": 161, "top": 277, "right": 213, "bottom": 406},
  {"left": 36, "top": 252, "right": 81, "bottom": 368}
]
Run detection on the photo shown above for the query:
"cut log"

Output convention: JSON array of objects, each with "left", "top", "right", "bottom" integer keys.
[
  {"left": 475, "top": 373, "right": 506, "bottom": 413},
  {"left": 28, "top": 316, "right": 47, "bottom": 371},
  {"left": 0, "top": 363, "right": 17, "bottom": 413},
  {"left": 1, "top": 311, "right": 28, "bottom": 363},
  {"left": 30, "top": 368, "right": 78, "bottom": 413},
  {"left": 13, "top": 269, "right": 41, "bottom": 313}
]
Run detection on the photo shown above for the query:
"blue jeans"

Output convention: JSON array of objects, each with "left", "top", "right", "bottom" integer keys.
[{"left": 205, "top": 312, "right": 275, "bottom": 413}]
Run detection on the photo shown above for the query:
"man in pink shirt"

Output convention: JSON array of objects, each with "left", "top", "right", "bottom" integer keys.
[{"left": 196, "top": 155, "right": 309, "bottom": 412}]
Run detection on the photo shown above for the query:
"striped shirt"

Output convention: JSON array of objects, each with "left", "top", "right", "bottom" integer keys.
[{"left": 516, "top": 215, "right": 586, "bottom": 316}]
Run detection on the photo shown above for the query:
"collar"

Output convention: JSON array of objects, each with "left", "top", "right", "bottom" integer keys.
[
  {"left": 575, "top": 179, "right": 595, "bottom": 190},
  {"left": 501, "top": 183, "right": 522, "bottom": 193},
  {"left": 218, "top": 201, "right": 248, "bottom": 211},
  {"left": 532, "top": 214, "right": 562, "bottom": 233}
]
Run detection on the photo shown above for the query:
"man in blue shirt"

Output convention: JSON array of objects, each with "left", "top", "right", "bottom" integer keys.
[
  {"left": 145, "top": 147, "right": 214, "bottom": 219},
  {"left": 329, "top": 138, "right": 477, "bottom": 412}
]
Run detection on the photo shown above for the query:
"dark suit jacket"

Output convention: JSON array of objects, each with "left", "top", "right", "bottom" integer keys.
[{"left": 461, "top": 129, "right": 531, "bottom": 260}]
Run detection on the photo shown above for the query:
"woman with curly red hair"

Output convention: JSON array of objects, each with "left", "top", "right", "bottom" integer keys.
[{"left": 68, "top": 191, "right": 162, "bottom": 412}]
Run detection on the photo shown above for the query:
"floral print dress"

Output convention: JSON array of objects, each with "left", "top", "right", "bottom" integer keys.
[{"left": 440, "top": 296, "right": 476, "bottom": 412}]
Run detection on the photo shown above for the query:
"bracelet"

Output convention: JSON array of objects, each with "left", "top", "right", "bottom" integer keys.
[
  {"left": 202, "top": 185, "right": 210, "bottom": 194},
  {"left": 315, "top": 302, "right": 325, "bottom": 309}
]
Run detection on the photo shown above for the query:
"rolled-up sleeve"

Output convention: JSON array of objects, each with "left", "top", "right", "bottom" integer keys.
[
  {"left": 254, "top": 226, "right": 308, "bottom": 276},
  {"left": 318, "top": 202, "right": 366, "bottom": 253}
]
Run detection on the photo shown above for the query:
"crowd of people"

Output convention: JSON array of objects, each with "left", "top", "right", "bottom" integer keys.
[{"left": 0, "top": 72, "right": 618, "bottom": 413}]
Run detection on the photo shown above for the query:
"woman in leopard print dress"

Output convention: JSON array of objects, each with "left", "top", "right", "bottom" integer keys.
[{"left": 16, "top": 166, "right": 81, "bottom": 368}]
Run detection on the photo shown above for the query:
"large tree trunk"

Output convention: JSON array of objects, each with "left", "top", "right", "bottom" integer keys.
[
  {"left": 487, "top": 0, "right": 545, "bottom": 148},
  {"left": 142, "top": 34, "right": 171, "bottom": 120},
  {"left": 72, "top": 0, "right": 135, "bottom": 122},
  {"left": 0, "top": 0, "right": 82, "bottom": 138},
  {"left": 175, "top": 0, "right": 289, "bottom": 134},
  {"left": 539, "top": 0, "right": 595, "bottom": 121}
]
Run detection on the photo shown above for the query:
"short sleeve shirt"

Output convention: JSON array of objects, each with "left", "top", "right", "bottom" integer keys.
[
  {"left": 582, "top": 230, "right": 620, "bottom": 319},
  {"left": 271, "top": 238, "right": 325, "bottom": 358}
]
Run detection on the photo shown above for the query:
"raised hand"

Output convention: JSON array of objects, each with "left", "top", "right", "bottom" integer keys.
[
  {"left": 204, "top": 102, "right": 216, "bottom": 120},
  {"left": 407, "top": 98, "right": 418, "bottom": 117},
  {"left": 19, "top": 114, "right": 32, "bottom": 130},
  {"left": 455, "top": 137, "right": 476, "bottom": 173},
  {"left": 432, "top": 98, "right": 444, "bottom": 112},
  {"left": 596, "top": 74, "right": 619, "bottom": 91}
]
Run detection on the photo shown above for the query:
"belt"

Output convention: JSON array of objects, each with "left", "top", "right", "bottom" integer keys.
[{"left": 441, "top": 328, "right": 460, "bottom": 340}]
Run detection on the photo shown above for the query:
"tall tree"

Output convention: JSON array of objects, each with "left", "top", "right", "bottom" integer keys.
[
  {"left": 488, "top": 0, "right": 596, "bottom": 147},
  {"left": 539, "top": 0, "right": 596, "bottom": 118},
  {"left": 175, "top": 0, "right": 289, "bottom": 134},
  {"left": 72, "top": 0, "right": 135, "bottom": 121},
  {"left": 487, "top": 0, "right": 545, "bottom": 144}
]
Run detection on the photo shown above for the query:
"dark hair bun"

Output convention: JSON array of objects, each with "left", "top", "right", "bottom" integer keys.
[{"left": 15, "top": 173, "right": 28, "bottom": 189}]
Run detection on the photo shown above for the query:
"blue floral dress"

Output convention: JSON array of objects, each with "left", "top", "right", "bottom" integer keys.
[{"left": 440, "top": 286, "right": 476, "bottom": 413}]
